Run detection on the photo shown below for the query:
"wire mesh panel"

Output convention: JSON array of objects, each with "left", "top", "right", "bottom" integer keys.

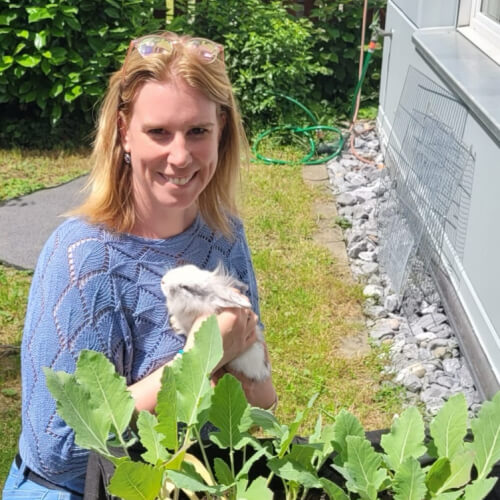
[{"left": 378, "top": 66, "right": 475, "bottom": 298}]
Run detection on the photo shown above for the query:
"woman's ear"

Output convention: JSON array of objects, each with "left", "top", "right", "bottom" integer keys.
[{"left": 118, "top": 111, "right": 130, "bottom": 152}]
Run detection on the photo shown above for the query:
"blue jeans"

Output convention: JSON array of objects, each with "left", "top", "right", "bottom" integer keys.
[{"left": 2, "top": 460, "right": 83, "bottom": 500}]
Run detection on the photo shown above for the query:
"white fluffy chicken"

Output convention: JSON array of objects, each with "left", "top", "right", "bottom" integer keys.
[{"left": 160, "top": 263, "right": 270, "bottom": 381}]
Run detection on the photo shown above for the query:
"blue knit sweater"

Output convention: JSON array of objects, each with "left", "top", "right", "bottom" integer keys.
[{"left": 18, "top": 215, "right": 260, "bottom": 493}]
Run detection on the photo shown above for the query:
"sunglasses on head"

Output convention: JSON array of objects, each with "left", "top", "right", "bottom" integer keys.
[{"left": 123, "top": 33, "right": 224, "bottom": 68}]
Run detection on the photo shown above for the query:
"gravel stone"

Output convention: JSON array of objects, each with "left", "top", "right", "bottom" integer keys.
[{"left": 326, "top": 121, "right": 482, "bottom": 419}]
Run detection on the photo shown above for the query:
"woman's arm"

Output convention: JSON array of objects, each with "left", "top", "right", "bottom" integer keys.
[{"left": 129, "top": 307, "right": 276, "bottom": 412}]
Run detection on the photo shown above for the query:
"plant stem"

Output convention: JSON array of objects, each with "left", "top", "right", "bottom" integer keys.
[
  {"left": 229, "top": 447, "right": 235, "bottom": 479},
  {"left": 266, "top": 471, "right": 275, "bottom": 488},
  {"left": 193, "top": 426, "right": 216, "bottom": 485}
]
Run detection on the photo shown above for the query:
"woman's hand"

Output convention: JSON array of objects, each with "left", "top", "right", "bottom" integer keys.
[
  {"left": 212, "top": 365, "right": 277, "bottom": 410},
  {"left": 189, "top": 307, "right": 258, "bottom": 371},
  {"left": 211, "top": 342, "right": 277, "bottom": 410}
]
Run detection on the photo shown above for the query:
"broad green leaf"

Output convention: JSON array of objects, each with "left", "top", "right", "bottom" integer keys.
[
  {"left": 75, "top": 350, "right": 135, "bottom": 438},
  {"left": 26, "top": 7, "right": 54, "bottom": 22},
  {"left": 166, "top": 462, "right": 225, "bottom": 495},
  {"left": 40, "top": 58, "right": 50, "bottom": 75},
  {"left": 49, "top": 46, "right": 68, "bottom": 64},
  {"left": 393, "top": 456, "right": 426, "bottom": 500},
  {"left": 34, "top": 31, "right": 48, "bottom": 49},
  {"left": 49, "top": 82, "right": 63, "bottom": 98},
  {"left": 15, "top": 41, "right": 26, "bottom": 54},
  {"left": 214, "top": 457, "right": 234, "bottom": 485},
  {"left": 61, "top": 6, "right": 78, "bottom": 15},
  {"left": 268, "top": 456, "right": 322, "bottom": 488},
  {"left": 240, "top": 406, "right": 283, "bottom": 437},
  {"left": 332, "top": 409, "right": 365, "bottom": 465},
  {"left": 173, "top": 315, "right": 222, "bottom": 427},
  {"left": 334, "top": 436, "right": 387, "bottom": 500},
  {"left": 65, "top": 15, "right": 81, "bottom": 31},
  {"left": 319, "top": 477, "right": 350, "bottom": 500},
  {"left": 64, "top": 85, "right": 82, "bottom": 103},
  {"left": 108, "top": 461, "right": 163, "bottom": 500},
  {"left": 435, "top": 450, "right": 475, "bottom": 494},
  {"left": 16, "top": 29, "right": 29, "bottom": 39},
  {"left": 16, "top": 53, "right": 40, "bottom": 67},
  {"left": 209, "top": 373, "right": 249, "bottom": 449},
  {"left": 155, "top": 365, "right": 178, "bottom": 451},
  {"left": 236, "top": 445, "right": 271, "bottom": 479},
  {"left": 430, "top": 393, "right": 468, "bottom": 459},
  {"left": 51, "top": 103, "right": 62, "bottom": 126},
  {"left": 310, "top": 413, "right": 323, "bottom": 443},
  {"left": 0, "top": 13, "right": 17, "bottom": 25},
  {"left": 463, "top": 477, "right": 498, "bottom": 499},
  {"left": 433, "top": 491, "right": 463, "bottom": 500},
  {"left": 425, "top": 456, "right": 451, "bottom": 494},
  {"left": 43, "top": 367, "right": 110, "bottom": 455},
  {"left": 287, "top": 443, "right": 321, "bottom": 471},
  {"left": 237, "top": 476, "right": 273, "bottom": 500},
  {"left": 381, "top": 407, "right": 426, "bottom": 472},
  {"left": 278, "top": 393, "right": 318, "bottom": 458},
  {"left": 468, "top": 391, "right": 500, "bottom": 480},
  {"left": 0, "top": 55, "right": 13, "bottom": 71},
  {"left": 136, "top": 411, "right": 170, "bottom": 465},
  {"left": 311, "top": 422, "right": 336, "bottom": 464},
  {"left": 164, "top": 449, "right": 186, "bottom": 471}
]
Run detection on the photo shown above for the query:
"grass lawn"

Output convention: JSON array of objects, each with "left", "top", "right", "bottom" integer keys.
[
  {"left": 0, "top": 148, "right": 90, "bottom": 201},
  {"left": 0, "top": 146, "right": 402, "bottom": 490}
]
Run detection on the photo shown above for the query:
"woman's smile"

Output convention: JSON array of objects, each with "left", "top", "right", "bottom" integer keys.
[{"left": 157, "top": 171, "right": 197, "bottom": 186}]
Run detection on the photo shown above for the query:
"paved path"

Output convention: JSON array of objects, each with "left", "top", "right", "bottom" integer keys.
[
  {"left": 0, "top": 175, "right": 88, "bottom": 270},
  {"left": 0, "top": 167, "right": 354, "bottom": 274}
]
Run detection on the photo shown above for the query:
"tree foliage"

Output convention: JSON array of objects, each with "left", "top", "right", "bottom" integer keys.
[{"left": 0, "top": 0, "right": 164, "bottom": 147}]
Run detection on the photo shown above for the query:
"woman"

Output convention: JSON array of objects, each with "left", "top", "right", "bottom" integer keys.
[{"left": 3, "top": 32, "right": 277, "bottom": 499}]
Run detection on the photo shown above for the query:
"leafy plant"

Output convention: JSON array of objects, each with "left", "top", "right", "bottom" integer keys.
[
  {"left": 45, "top": 316, "right": 500, "bottom": 499},
  {"left": 0, "top": 0, "right": 165, "bottom": 147},
  {"left": 168, "top": 0, "right": 328, "bottom": 134},
  {"left": 309, "top": 0, "right": 386, "bottom": 115}
]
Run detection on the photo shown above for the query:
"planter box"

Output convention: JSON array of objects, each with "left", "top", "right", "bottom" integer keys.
[{"left": 84, "top": 431, "right": 500, "bottom": 499}]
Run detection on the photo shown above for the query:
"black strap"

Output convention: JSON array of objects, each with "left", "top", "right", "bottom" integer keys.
[{"left": 15, "top": 454, "right": 82, "bottom": 497}]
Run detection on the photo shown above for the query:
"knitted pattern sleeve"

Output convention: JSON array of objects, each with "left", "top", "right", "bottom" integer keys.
[{"left": 18, "top": 215, "right": 261, "bottom": 492}]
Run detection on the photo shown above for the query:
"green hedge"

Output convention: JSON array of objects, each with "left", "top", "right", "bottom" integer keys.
[
  {"left": 310, "top": 0, "right": 386, "bottom": 113},
  {"left": 0, "top": 0, "right": 384, "bottom": 148},
  {"left": 169, "top": 0, "right": 330, "bottom": 133},
  {"left": 0, "top": 0, "right": 164, "bottom": 148}
]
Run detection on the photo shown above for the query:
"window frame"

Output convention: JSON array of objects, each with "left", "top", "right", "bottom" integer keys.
[{"left": 458, "top": 0, "right": 500, "bottom": 65}]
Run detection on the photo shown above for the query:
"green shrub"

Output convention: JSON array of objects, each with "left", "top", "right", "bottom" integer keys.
[
  {"left": 0, "top": 0, "right": 165, "bottom": 147},
  {"left": 169, "top": 0, "right": 329, "bottom": 134},
  {"left": 310, "top": 0, "right": 386, "bottom": 115}
]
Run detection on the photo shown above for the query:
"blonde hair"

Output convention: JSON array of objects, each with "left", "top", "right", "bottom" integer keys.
[{"left": 71, "top": 33, "right": 248, "bottom": 238}]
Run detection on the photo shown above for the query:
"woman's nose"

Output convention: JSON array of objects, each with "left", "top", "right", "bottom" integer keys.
[{"left": 167, "top": 133, "right": 191, "bottom": 168}]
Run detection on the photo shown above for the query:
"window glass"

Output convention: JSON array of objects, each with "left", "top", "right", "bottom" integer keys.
[{"left": 481, "top": 0, "right": 500, "bottom": 22}]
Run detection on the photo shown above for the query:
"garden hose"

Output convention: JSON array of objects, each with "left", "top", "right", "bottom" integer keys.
[{"left": 252, "top": 23, "right": 380, "bottom": 166}]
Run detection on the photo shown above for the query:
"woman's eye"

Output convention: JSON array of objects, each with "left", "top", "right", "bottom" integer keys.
[
  {"left": 190, "top": 127, "right": 208, "bottom": 136},
  {"left": 149, "top": 128, "right": 167, "bottom": 136}
]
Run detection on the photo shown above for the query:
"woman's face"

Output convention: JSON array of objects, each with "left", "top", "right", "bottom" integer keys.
[{"left": 121, "top": 77, "right": 224, "bottom": 237}]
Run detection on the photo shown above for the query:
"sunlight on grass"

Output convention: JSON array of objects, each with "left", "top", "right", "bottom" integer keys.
[
  {"left": 241, "top": 154, "right": 400, "bottom": 432},
  {"left": 0, "top": 265, "right": 31, "bottom": 346},
  {"left": 0, "top": 148, "right": 90, "bottom": 201}
]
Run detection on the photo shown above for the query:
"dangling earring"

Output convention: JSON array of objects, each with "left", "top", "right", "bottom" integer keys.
[{"left": 124, "top": 152, "right": 131, "bottom": 165}]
